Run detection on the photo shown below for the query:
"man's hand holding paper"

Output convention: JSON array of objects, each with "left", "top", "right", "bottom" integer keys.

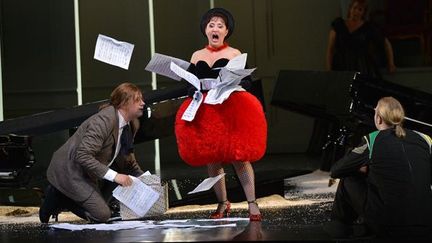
[
  {"left": 114, "top": 173, "right": 133, "bottom": 187},
  {"left": 112, "top": 176, "right": 160, "bottom": 217}
]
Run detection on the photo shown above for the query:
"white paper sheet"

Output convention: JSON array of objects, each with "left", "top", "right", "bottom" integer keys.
[
  {"left": 195, "top": 223, "right": 237, "bottom": 228},
  {"left": 50, "top": 220, "right": 237, "bottom": 231},
  {"left": 145, "top": 53, "right": 190, "bottom": 81},
  {"left": 203, "top": 54, "right": 255, "bottom": 105},
  {"left": 181, "top": 91, "right": 203, "bottom": 122},
  {"left": 50, "top": 221, "right": 154, "bottom": 231},
  {"left": 142, "top": 170, "right": 151, "bottom": 176},
  {"left": 159, "top": 219, "right": 189, "bottom": 224},
  {"left": 225, "top": 53, "right": 247, "bottom": 70},
  {"left": 216, "top": 68, "right": 255, "bottom": 88},
  {"left": 93, "top": 34, "right": 134, "bottom": 70},
  {"left": 196, "top": 217, "right": 250, "bottom": 222},
  {"left": 204, "top": 85, "right": 244, "bottom": 105},
  {"left": 188, "top": 173, "right": 226, "bottom": 194},
  {"left": 216, "top": 53, "right": 253, "bottom": 87},
  {"left": 112, "top": 176, "right": 159, "bottom": 217},
  {"left": 170, "top": 62, "right": 201, "bottom": 90},
  {"left": 144, "top": 53, "right": 256, "bottom": 122}
]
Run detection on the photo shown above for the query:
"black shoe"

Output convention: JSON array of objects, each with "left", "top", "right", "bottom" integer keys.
[
  {"left": 84, "top": 211, "right": 122, "bottom": 224},
  {"left": 39, "top": 185, "right": 61, "bottom": 223},
  {"left": 323, "top": 220, "right": 353, "bottom": 239},
  {"left": 107, "top": 199, "right": 122, "bottom": 222},
  {"left": 352, "top": 217, "right": 375, "bottom": 239},
  {"left": 107, "top": 215, "right": 122, "bottom": 223},
  {"left": 109, "top": 198, "right": 121, "bottom": 217}
]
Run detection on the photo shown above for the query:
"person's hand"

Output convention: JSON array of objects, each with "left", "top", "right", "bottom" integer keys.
[
  {"left": 114, "top": 174, "right": 133, "bottom": 187},
  {"left": 359, "top": 165, "right": 368, "bottom": 174},
  {"left": 188, "top": 86, "right": 198, "bottom": 97},
  {"left": 387, "top": 63, "right": 396, "bottom": 74}
]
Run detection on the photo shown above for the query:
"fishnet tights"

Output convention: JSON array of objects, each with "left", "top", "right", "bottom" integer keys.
[{"left": 207, "top": 162, "right": 260, "bottom": 215}]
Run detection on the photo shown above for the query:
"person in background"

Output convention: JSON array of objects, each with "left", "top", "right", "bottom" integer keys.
[
  {"left": 316, "top": 0, "right": 398, "bottom": 172},
  {"left": 39, "top": 82, "right": 146, "bottom": 223},
  {"left": 326, "top": 0, "right": 396, "bottom": 79},
  {"left": 174, "top": 7, "right": 267, "bottom": 221},
  {"left": 326, "top": 96, "right": 432, "bottom": 239}
]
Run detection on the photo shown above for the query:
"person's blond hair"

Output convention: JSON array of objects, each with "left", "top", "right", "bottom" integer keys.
[
  {"left": 376, "top": 96, "right": 406, "bottom": 138},
  {"left": 99, "top": 82, "right": 143, "bottom": 110}
]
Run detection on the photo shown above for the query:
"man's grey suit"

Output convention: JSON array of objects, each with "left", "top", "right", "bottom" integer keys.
[{"left": 47, "top": 105, "right": 143, "bottom": 220}]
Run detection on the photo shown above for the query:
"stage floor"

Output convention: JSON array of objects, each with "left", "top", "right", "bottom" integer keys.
[
  {"left": 0, "top": 154, "right": 385, "bottom": 242},
  {"left": 1, "top": 199, "right": 335, "bottom": 242}
]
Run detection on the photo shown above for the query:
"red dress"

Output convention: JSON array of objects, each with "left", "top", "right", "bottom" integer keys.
[{"left": 175, "top": 59, "right": 267, "bottom": 166}]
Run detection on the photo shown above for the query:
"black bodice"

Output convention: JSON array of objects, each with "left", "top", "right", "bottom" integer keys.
[{"left": 188, "top": 58, "right": 229, "bottom": 79}]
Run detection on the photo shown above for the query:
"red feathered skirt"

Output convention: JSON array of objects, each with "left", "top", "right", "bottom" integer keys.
[{"left": 175, "top": 91, "right": 267, "bottom": 167}]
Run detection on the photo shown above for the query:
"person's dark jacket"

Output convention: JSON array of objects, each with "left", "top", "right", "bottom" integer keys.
[{"left": 331, "top": 128, "right": 432, "bottom": 237}]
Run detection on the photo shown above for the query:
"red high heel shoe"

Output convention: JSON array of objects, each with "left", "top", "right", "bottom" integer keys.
[
  {"left": 210, "top": 200, "right": 231, "bottom": 219},
  {"left": 248, "top": 200, "right": 262, "bottom": 221}
]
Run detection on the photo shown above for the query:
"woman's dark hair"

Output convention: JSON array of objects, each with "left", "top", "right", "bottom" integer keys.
[{"left": 200, "top": 7, "right": 235, "bottom": 39}]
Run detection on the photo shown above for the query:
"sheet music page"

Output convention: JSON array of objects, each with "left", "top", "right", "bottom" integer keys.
[
  {"left": 170, "top": 62, "right": 201, "bottom": 89},
  {"left": 50, "top": 221, "right": 154, "bottom": 231},
  {"left": 202, "top": 53, "right": 254, "bottom": 105},
  {"left": 141, "top": 171, "right": 151, "bottom": 176},
  {"left": 225, "top": 53, "right": 247, "bottom": 70},
  {"left": 50, "top": 220, "right": 238, "bottom": 231},
  {"left": 93, "top": 34, "right": 134, "bottom": 70},
  {"left": 204, "top": 67, "right": 255, "bottom": 105},
  {"left": 217, "top": 68, "right": 255, "bottom": 87},
  {"left": 181, "top": 91, "right": 203, "bottom": 121},
  {"left": 217, "top": 53, "right": 253, "bottom": 86},
  {"left": 112, "top": 176, "right": 159, "bottom": 217},
  {"left": 188, "top": 173, "right": 226, "bottom": 194},
  {"left": 145, "top": 53, "right": 190, "bottom": 81},
  {"left": 196, "top": 218, "right": 250, "bottom": 222},
  {"left": 204, "top": 85, "right": 244, "bottom": 105}
]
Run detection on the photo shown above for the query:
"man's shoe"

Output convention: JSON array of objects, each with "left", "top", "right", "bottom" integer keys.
[
  {"left": 323, "top": 220, "right": 353, "bottom": 239},
  {"left": 352, "top": 217, "right": 375, "bottom": 239},
  {"left": 106, "top": 215, "right": 122, "bottom": 223},
  {"left": 108, "top": 199, "right": 121, "bottom": 219},
  {"left": 39, "top": 185, "right": 61, "bottom": 223},
  {"left": 107, "top": 201, "right": 122, "bottom": 222}
]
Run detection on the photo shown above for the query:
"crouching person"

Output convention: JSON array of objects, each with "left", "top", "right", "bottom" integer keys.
[
  {"left": 39, "top": 82, "right": 146, "bottom": 223},
  {"left": 326, "top": 97, "right": 432, "bottom": 239}
]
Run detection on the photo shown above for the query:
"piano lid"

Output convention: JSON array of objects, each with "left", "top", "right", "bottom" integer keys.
[
  {"left": 0, "top": 83, "right": 189, "bottom": 138},
  {"left": 350, "top": 74, "right": 432, "bottom": 134},
  {"left": 271, "top": 69, "right": 432, "bottom": 134},
  {"left": 271, "top": 70, "right": 357, "bottom": 120}
]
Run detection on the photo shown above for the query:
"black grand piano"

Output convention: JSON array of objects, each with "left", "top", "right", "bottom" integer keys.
[{"left": 272, "top": 70, "right": 432, "bottom": 170}]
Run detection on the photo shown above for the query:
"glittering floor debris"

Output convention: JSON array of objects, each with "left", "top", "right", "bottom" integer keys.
[
  {"left": 1, "top": 170, "right": 343, "bottom": 242},
  {"left": 0, "top": 200, "right": 335, "bottom": 242}
]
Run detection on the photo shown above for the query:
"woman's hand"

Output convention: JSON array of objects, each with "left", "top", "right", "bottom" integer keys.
[
  {"left": 387, "top": 63, "right": 396, "bottom": 74},
  {"left": 114, "top": 174, "right": 133, "bottom": 187},
  {"left": 384, "top": 38, "right": 396, "bottom": 74},
  {"left": 359, "top": 165, "right": 368, "bottom": 174}
]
